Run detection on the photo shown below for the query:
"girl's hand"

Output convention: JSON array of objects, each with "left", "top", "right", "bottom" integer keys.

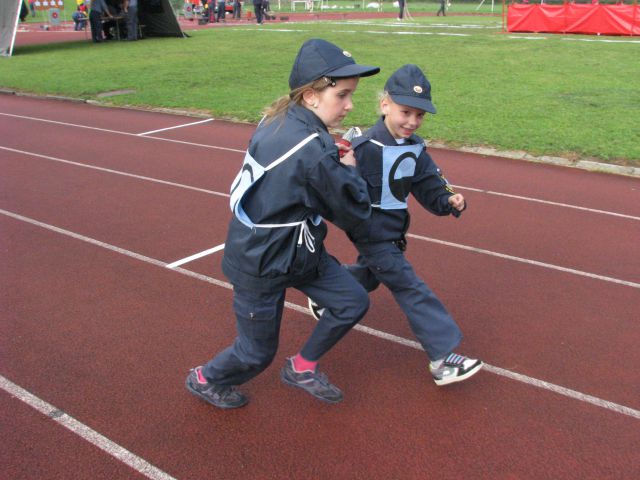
[
  {"left": 337, "top": 143, "right": 356, "bottom": 167},
  {"left": 448, "top": 193, "right": 466, "bottom": 211}
]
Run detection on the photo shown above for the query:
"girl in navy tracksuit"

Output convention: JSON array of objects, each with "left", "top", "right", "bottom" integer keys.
[
  {"left": 313, "top": 65, "right": 483, "bottom": 386},
  {"left": 185, "top": 39, "right": 380, "bottom": 409}
]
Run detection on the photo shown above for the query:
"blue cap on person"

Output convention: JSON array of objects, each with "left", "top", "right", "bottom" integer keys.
[
  {"left": 385, "top": 64, "right": 437, "bottom": 114},
  {"left": 289, "top": 39, "right": 380, "bottom": 90}
]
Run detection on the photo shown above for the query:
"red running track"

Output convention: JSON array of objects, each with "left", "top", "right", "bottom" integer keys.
[{"left": 1, "top": 94, "right": 639, "bottom": 479}]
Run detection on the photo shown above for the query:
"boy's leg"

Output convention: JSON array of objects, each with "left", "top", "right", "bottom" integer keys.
[
  {"left": 201, "top": 285, "right": 285, "bottom": 385},
  {"left": 296, "top": 252, "right": 369, "bottom": 361},
  {"left": 356, "top": 242, "right": 462, "bottom": 361},
  {"left": 344, "top": 254, "right": 381, "bottom": 293}
]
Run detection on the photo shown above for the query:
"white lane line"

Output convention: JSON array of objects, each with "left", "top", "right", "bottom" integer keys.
[
  {"left": 454, "top": 185, "right": 640, "bottom": 221},
  {"left": 0, "top": 375, "right": 177, "bottom": 480},
  {"left": 2, "top": 113, "right": 637, "bottom": 221},
  {"left": 3, "top": 145, "right": 637, "bottom": 287},
  {"left": 2, "top": 208, "right": 639, "bottom": 420},
  {"left": 0, "top": 146, "right": 230, "bottom": 198},
  {"left": 166, "top": 243, "right": 225, "bottom": 269},
  {"left": 137, "top": 118, "right": 214, "bottom": 136},
  {"left": 407, "top": 233, "right": 640, "bottom": 289},
  {"left": 0, "top": 113, "right": 244, "bottom": 154}
]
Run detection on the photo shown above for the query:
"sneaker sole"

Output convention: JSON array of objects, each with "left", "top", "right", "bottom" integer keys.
[
  {"left": 434, "top": 361, "right": 483, "bottom": 386},
  {"left": 280, "top": 370, "right": 343, "bottom": 404},
  {"left": 185, "top": 376, "right": 248, "bottom": 409},
  {"left": 307, "top": 297, "right": 321, "bottom": 321}
]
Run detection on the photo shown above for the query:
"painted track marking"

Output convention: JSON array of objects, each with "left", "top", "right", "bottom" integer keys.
[
  {"left": 407, "top": 233, "right": 640, "bottom": 289},
  {"left": 137, "top": 118, "right": 214, "bottom": 136},
  {"left": 1, "top": 112, "right": 636, "bottom": 222},
  {"left": 166, "top": 243, "right": 226, "bottom": 269},
  {"left": 2, "top": 145, "right": 637, "bottom": 286},
  {"left": 2, "top": 208, "right": 639, "bottom": 420},
  {"left": 0, "top": 375, "right": 177, "bottom": 480}
]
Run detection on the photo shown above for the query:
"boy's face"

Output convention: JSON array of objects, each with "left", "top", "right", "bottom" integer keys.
[{"left": 381, "top": 97, "right": 426, "bottom": 139}]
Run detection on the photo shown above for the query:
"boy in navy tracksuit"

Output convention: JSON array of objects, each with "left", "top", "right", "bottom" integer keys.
[
  {"left": 311, "top": 65, "right": 482, "bottom": 386},
  {"left": 185, "top": 39, "right": 380, "bottom": 409}
]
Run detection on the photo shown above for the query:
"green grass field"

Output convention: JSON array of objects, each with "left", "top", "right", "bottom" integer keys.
[{"left": 6, "top": 9, "right": 640, "bottom": 165}]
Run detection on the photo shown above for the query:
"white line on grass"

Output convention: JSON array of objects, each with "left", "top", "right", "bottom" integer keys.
[
  {"left": 0, "top": 375, "right": 177, "bottom": 480},
  {"left": 166, "top": 243, "right": 226, "bottom": 269},
  {"left": 137, "top": 118, "right": 214, "bottom": 136},
  {"left": 1, "top": 208, "right": 639, "bottom": 420},
  {"left": 3, "top": 145, "right": 637, "bottom": 286}
]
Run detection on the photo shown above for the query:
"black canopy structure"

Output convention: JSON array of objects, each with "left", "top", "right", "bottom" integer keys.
[{"left": 1, "top": 0, "right": 184, "bottom": 58}]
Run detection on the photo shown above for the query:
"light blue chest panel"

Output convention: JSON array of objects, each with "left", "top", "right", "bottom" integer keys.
[
  {"left": 369, "top": 140, "right": 424, "bottom": 210},
  {"left": 229, "top": 132, "right": 321, "bottom": 251}
]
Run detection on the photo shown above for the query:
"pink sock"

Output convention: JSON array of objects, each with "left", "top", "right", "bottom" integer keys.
[{"left": 292, "top": 353, "right": 317, "bottom": 373}]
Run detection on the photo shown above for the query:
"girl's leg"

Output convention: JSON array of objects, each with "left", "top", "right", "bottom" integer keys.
[
  {"left": 296, "top": 252, "right": 369, "bottom": 361},
  {"left": 202, "top": 285, "right": 285, "bottom": 385}
]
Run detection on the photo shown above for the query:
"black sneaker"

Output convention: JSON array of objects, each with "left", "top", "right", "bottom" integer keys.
[
  {"left": 307, "top": 297, "right": 324, "bottom": 321},
  {"left": 185, "top": 366, "right": 248, "bottom": 409},
  {"left": 280, "top": 358, "right": 343, "bottom": 404}
]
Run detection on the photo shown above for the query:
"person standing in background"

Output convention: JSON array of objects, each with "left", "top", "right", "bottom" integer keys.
[
  {"left": 437, "top": 0, "right": 447, "bottom": 16},
  {"left": 397, "top": 0, "right": 405, "bottom": 21},
  {"left": 216, "top": 0, "right": 226, "bottom": 22},
  {"left": 124, "top": 0, "right": 138, "bottom": 40},
  {"left": 232, "top": 0, "right": 241, "bottom": 19},
  {"left": 89, "top": 0, "right": 113, "bottom": 43},
  {"left": 252, "top": 0, "right": 264, "bottom": 24}
]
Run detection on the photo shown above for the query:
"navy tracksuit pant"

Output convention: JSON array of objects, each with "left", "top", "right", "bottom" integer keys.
[
  {"left": 347, "top": 241, "right": 462, "bottom": 361},
  {"left": 202, "top": 251, "right": 369, "bottom": 385}
]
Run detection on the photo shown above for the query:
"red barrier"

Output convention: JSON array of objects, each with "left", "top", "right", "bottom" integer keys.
[{"left": 507, "top": 4, "right": 640, "bottom": 36}]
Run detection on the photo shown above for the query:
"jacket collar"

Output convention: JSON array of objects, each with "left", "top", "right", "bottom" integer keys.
[
  {"left": 288, "top": 102, "right": 330, "bottom": 134},
  {"left": 370, "top": 116, "right": 422, "bottom": 145}
]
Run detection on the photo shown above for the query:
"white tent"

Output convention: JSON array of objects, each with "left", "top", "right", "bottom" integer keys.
[
  {"left": 0, "top": 0, "right": 22, "bottom": 57},
  {"left": 1, "top": 0, "right": 184, "bottom": 58}
]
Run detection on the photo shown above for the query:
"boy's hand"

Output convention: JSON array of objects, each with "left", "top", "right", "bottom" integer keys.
[{"left": 448, "top": 193, "right": 466, "bottom": 212}]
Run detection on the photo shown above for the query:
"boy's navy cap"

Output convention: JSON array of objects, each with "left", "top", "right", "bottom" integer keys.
[
  {"left": 385, "top": 64, "right": 437, "bottom": 114},
  {"left": 289, "top": 38, "right": 380, "bottom": 90}
]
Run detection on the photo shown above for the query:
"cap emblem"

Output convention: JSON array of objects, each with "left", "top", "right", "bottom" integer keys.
[
  {"left": 413, "top": 86, "right": 423, "bottom": 94},
  {"left": 342, "top": 50, "right": 352, "bottom": 58}
]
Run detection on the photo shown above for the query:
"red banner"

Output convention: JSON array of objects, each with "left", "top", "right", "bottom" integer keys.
[{"left": 508, "top": 4, "right": 640, "bottom": 36}]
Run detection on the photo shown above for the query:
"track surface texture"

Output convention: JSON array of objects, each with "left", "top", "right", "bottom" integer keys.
[{"left": 1, "top": 94, "right": 639, "bottom": 480}]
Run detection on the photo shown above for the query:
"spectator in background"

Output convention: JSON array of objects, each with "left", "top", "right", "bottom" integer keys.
[
  {"left": 397, "top": 0, "right": 405, "bottom": 21},
  {"left": 20, "top": 1, "right": 28, "bottom": 22},
  {"left": 437, "top": 0, "right": 446, "bottom": 16},
  {"left": 232, "top": 0, "right": 242, "bottom": 19},
  {"left": 253, "top": 0, "right": 264, "bottom": 24},
  {"left": 216, "top": 0, "right": 226, "bottom": 22},
  {"left": 89, "top": 0, "right": 113, "bottom": 43},
  {"left": 124, "top": 0, "right": 138, "bottom": 40},
  {"left": 29, "top": 1, "right": 36, "bottom": 17},
  {"left": 72, "top": 4, "right": 88, "bottom": 30}
]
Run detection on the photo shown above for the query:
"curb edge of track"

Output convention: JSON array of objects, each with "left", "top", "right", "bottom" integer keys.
[{"left": 2, "top": 89, "right": 638, "bottom": 178}]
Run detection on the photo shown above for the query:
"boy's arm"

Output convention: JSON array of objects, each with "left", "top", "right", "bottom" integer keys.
[{"left": 412, "top": 151, "right": 466, "bottom": 217}]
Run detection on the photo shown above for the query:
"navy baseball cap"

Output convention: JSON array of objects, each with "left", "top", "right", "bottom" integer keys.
[
  {"left": 289, "top": 39, "right": 380, "bottom": 90},
  {"left": 385, "top": 64, "right": 436, "bottom": 114}
]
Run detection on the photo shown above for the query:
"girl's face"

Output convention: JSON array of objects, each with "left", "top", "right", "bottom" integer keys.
[
  {"left": 381, "top": 97, "right": 426, "bottom": 139},
  {"left": 304, "top": 77, "right": 360, "bottom": 129}
]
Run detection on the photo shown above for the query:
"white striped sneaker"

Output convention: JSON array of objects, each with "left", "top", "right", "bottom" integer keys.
[
  {"left": 430, "top": 353, "right": 483, "bottom": 386},
  {"left": 307, "top": 297, "right": 325, "bottom": 321}
]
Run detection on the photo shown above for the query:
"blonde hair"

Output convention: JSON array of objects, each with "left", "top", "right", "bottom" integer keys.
[{"left": 262, "top": 77, "right": 337, "bottom": 125}]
